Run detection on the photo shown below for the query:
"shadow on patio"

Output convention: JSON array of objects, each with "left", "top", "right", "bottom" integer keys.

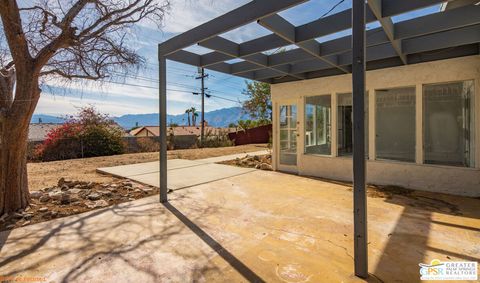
[
  {"left": 370, "top": 188, "right": 480, "bottom": 283},
  {"left": 0, "top": 195, "right": 233, "bottom": 282},
  {"left": 0, "top": 170, "right": 478, "bottom": 282}
]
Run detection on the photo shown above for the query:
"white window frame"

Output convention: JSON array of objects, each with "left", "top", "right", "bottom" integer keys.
[{"left": 304, "top": 93, "right": 332, "bottom": 156}]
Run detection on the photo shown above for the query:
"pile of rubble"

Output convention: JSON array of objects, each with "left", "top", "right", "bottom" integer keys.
[
  {"left": 0, "top": 178, "right": 158, "bottom": 231},
  {"left": 220, "top": 154, "right": 273, "bottom": 171}
]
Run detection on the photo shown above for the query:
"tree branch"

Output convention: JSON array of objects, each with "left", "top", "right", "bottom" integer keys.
[
  {"left": 33, "top": 0, "right": 95, "bottom": 68},
  {"left": 0, "top": 0, "right": 33, "bottom": 67},
  {"left": 40, "top": 69, "right": 105, "bottom": 80}
]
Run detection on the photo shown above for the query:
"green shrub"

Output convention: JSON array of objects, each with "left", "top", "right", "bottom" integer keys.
[{"left": 81, "top": 125, "right": 124, "bottom": 157}]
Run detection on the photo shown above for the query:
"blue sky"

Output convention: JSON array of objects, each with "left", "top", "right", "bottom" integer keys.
[{"left": 35, "top": 0, "right": 441, "bottom": 117}]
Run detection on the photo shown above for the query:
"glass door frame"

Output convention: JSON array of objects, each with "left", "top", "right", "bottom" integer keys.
[{"left": 276, "top": 99, "right": 299, "bottom": 173}]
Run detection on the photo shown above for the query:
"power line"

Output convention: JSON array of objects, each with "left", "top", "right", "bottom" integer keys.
[
  {"left": 112, "top": 69, "right": 247, "bottom": 94},
  {"left": 111, "top": 71, "right": 246, "bottom": 95},
  {"left": 319, "top": 0, "right": 346, "bottom": 19},
  {"left": 98, "top": 80, "right": 243, "bottom": 103},
  {"left": 208, "top": 94, "right": 240, "bottom": 103}
]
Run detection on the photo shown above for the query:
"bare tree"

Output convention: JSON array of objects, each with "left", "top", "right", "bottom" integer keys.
[{"left": 0, "top": 0, "right": 169, "bottom": 215}]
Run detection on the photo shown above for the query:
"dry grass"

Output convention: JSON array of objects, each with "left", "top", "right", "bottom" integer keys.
[{"left": 28, "top": 144, "right": 269, "bottom": 191}]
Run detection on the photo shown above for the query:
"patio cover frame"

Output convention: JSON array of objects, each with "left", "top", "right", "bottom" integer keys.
[{"left": 158, "top": 0, "right": 480, "bottom": 278}]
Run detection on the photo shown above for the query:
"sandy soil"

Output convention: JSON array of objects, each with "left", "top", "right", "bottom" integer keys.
[{"left": 28, "top": 144, "right": 269, "bottom": 191}]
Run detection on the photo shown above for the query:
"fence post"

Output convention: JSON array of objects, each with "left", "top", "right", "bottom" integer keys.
[{"left": 81, "top": 138, "right": 84, "bottom": 158}]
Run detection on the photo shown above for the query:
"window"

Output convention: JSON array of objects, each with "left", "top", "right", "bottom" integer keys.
[
  {"left": 305, "top": 95, "right": 331, "bottom": 155},
  {"left": 376, "top": 87, "right": 416, "bottom": 162},
  {"left": 337, "top": 92, "right": 369, "bottom": 157},
  {"left": 423, "top": 81, "right": 475, "bottom": 167}
]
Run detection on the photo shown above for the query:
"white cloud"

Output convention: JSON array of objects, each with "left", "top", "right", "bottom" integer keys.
[
  {"left": 37, "top": 93, "right": 155, "bottom": 116},
  {"left": 159, "top": 0, "right": 250, "bottom": 35}
]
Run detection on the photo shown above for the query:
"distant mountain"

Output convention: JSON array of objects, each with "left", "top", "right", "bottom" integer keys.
[
  {"left": 114, "top": 107, "right": 252, "bottom": 129},
  {"left": 31, "top": 114, "right": 65, "bottom": 124},
  {"left": 32, "top": 107, "right": 252, "bottom": 129}
]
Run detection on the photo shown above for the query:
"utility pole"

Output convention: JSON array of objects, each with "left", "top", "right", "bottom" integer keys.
[{"left": 194, "top": 67, "right": 208, "bottom": 146}]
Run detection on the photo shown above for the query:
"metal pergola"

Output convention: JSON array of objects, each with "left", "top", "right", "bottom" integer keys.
[{"left": 158, "top": 0, "right": 480, "bottom": 278}]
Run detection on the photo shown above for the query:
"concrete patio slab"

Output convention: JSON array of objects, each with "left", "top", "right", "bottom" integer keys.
[
  {"left": 97, "top": 159, "right": 256, "bottom": 190},
  {"left": 96, "top": 159, "right": 204, "bottom": 178},
  {"left": 1, "top": 170, "right": 479, "bottom": 282},
  {"left": 124, "top": 163, "right": 255, "bottom": 189}
]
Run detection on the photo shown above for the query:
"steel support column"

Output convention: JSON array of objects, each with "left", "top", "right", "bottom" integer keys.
[
  {"left": 352, "top": 0, "right": 368, "bottom": 278},
  {"left": 159, "top": 52, "right": 168, "bottom": 203}
]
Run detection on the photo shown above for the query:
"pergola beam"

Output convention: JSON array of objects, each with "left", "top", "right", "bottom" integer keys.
[
  {"left": 201, "top": 51, "right": 235, "bottom": 67},
  {"left": 188, "top": 0, "right": 451, "bottom": 69},
  {"left": 190, "top": 0, "right": 462, "bottom": 70},
  {"left": 295, "top": 8, "right": 377, "bottom": 43},
  {"left": 258, "top": 14, "right": 350, "bottom": 73},
  {"left": 162, "top": 0, "right": 479, "bottom": 83},
  {"left": 158, "top": 0, "right": 307, "bottom": 55},
  {"left": 382, "top": 0, "right": 452, "bottom": 17},
  {"left": 166, "top": 50, "right": 201, "bottom": 66},
  {"left": 200, "top": 36, "right": 239, "bottom": 56},
  {"left": 402, "top": 24, "right": 480, "bottom": 54},
  {"left": 338, "top": 43, "right": 398, "bottom": 66},
  {"left": 367, "top": 0, "right": 407, "bottom": 64},
  {"left": 200, "top": 35, "right": 305, "bottom": 79},
  {"left": 239, "top": 34, "right": 291, "bottom": 56},
  {"left": 395, "top": 4, "right": 480, "bottom": 39},
  {"left": 310, "top": 24, "right": 480, "bottom": 75},
  {"left": 252, "top": 22, "right": 480, "bottom": 81},
  {"left": 182, "top": 0, "right": 452, "bottom": 69},
  {"left": 231, "top": 61, "right": 264, "bottom": 74},
  {"left": 268, "top": 48, "right": 313, "bottom": 66},
  {"left": 290, "top": 60, "right": 331, "bottom": 74},
  {"left": 221, "top": 5, "right": 480, "bottom": 79},
  {"left": 167, "top": 20, "right": 480, "bottom": 82}
]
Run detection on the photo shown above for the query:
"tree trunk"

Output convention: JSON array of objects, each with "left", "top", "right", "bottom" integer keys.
[
  {"left": 0, "top": 73, "right": 39, "bottom": 215},
  {"left": 0, "top": 119, "right": 30, "bottom": 214}
]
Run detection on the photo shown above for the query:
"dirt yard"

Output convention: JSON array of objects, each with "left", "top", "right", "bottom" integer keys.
[{"left": 28, "top": 144, "right": 269, "bottom": 191}]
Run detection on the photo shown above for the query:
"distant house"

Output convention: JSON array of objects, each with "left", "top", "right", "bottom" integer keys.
[
  {"left": 129, "top": 126, "right": 158, "bottom": 137},
  {"left": 129, "top": 125, "right": 236, "bottom": 138},
  {"left": 129, "top": 125, "right": 235, "bottom": 149},
  {"left": 28, "top": 123, "right": 62, "bottom": 142}
]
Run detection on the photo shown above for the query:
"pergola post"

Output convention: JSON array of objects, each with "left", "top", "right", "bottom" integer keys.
[
  {"left": 159, "top": 51, "right": 168, "bottom": 203},
  {"left": 352, "top": 0, "right": 368, "bottom": 278}
]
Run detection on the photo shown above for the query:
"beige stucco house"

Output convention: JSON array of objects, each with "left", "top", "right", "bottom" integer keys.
[{"left": 271, "top": 56, "right": 480, "bottom": 197}]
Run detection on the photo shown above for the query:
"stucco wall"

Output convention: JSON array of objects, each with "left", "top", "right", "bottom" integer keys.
[{"left": 271, "top": 55, "right": 480, "bottom": 197}]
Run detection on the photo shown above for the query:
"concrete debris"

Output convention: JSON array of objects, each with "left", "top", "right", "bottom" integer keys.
[
  {"left": 38, "top": 207, "right": 49, "bottom": 213},
  {"left": 30, "top": 191, "right": 43, "bottom": 199},
  {"left": 85, "top": 200, "right": 109, "bottom": 209},
  {"left": 87, "top": 193, "right": 101, "bottom": 201},
  {"left": 220, "top": 154, "right": 272, "bottom": 171}
]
